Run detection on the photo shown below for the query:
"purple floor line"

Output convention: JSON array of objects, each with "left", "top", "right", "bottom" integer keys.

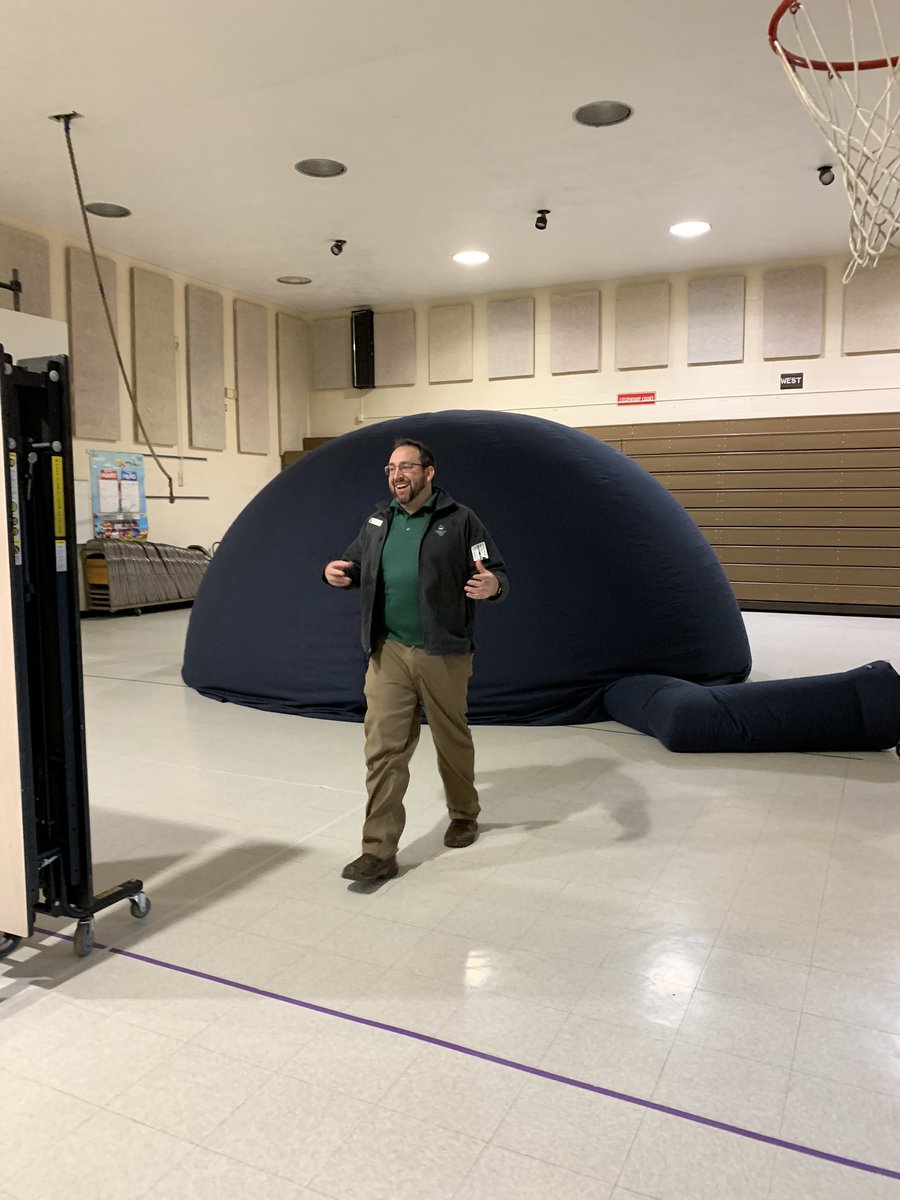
[{"left": 35, "top": 926, "right": 900, "bottom": 1183}]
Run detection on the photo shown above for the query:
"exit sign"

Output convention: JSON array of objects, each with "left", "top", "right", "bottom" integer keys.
[{"left": 780, "top": 373, "right": 804, "bottom": 390}]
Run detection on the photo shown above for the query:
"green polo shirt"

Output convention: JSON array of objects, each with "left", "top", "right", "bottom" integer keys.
[{"left": 380, "top": 493, "right": 436, "bottom": 647}]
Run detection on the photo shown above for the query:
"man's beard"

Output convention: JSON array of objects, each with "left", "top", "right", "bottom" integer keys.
[{"left": 391, "top": 477, "right": 423, "bottom": 504}]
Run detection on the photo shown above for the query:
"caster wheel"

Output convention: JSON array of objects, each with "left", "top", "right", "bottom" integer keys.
[
  {"left": 74, "top": 920, "right": 94, "bottom": 958},
  {"left": 129, "top": 893, "right": 151, "bottom": 919},
  {"left": 0, "top": 932, "right": 22, "bottom": 959}
]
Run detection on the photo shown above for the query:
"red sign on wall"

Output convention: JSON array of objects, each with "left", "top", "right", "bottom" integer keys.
[{"left": 617, "top": 392, "right": 656, "bottom": 406}]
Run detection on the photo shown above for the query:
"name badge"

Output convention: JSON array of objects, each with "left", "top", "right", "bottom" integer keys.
[
  {"left": 470, "top": 541, "right": 488, "bottom": 561},
  {"left": 369, "top": 517, "right": 384, "bottom": 526}
]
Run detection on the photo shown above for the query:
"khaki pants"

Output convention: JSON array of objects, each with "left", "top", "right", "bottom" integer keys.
[{"left": 361, "top": 639, "right": 479, "bottom": 858}]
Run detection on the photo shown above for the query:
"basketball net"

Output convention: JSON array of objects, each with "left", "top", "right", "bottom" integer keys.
[{"left": 771, "top": 1, "right": 900, "bottom": 281}]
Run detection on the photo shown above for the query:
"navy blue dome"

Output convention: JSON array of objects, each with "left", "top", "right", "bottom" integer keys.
[{"left": 182, "top": 410, "right": 751, "bottom": 724}]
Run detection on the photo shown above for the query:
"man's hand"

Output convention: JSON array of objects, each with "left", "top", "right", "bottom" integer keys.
[
  {"left": 324, "top": 559, "right": 354, "bottom": 588},
  {"left": 464, "top": 558, "right": 499, "bottom": 600}
]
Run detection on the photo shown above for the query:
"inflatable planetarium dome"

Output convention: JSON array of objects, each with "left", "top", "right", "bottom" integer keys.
[{"left": 182, "top": 409, "right": 752, "bottom": 725}]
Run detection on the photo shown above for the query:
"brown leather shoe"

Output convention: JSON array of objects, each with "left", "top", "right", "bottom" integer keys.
[
  {"left": 341, "top": 853, "right": 398, "bottom": 883},
  {"left": 444, "top": 819, "right": 478, "bottom": 848}
]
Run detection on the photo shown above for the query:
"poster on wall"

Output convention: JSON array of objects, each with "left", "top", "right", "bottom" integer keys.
[{"left": 88, "top": 450, "right": 148, "bottom": 540}]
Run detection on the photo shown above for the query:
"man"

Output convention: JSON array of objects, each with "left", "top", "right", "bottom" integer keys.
[{"left": 323, "top": 438, "right": 509, "bottom": 883}]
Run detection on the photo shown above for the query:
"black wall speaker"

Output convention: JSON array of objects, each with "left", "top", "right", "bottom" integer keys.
[{"left": 351, "top": 308, "right": 375, "bottom": 389}]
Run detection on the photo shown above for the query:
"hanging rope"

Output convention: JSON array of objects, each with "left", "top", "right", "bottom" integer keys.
[{"left": 59, "top": 115, "right": 174, "bottom": 502}]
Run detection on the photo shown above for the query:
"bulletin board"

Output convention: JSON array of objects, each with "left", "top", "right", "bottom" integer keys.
[{"left": 88, "top": 449, "right": 148, "bottom": 540}]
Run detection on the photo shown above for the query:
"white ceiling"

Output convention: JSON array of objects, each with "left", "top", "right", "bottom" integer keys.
[{"left": 0, "top": 0, "right": 879, "bottom": 312}]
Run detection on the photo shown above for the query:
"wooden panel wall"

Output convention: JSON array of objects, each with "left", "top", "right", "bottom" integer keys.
[{"left": 583, "top": 412, "right": 900, "bottom": 615}]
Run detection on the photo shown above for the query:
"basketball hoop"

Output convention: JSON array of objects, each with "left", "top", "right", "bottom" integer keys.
[{"left": 769, "top": 0, "right": 900, "bottom": 280}]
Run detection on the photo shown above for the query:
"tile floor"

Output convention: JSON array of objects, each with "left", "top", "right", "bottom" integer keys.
[{"left": 1, "top": 608, "right": 899, "bottom": 1199}]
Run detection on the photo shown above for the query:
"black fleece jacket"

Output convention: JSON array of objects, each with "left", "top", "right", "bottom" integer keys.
[{"left": 339, "top": 487, "right": 509, "bottom": 656}]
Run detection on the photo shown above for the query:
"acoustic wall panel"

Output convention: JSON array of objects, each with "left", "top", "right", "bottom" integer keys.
[
  {"left": 762, "top": 265, "right": 826, "bottom": 360},
  {"left": 687, "top": 275, "right": 745, "bottom": 364},
  {"left": 66, "top": 247, "right": 120, "bottom": 441},
  {"left": 312, "top": 316, "right": 352, "bottom": 390},
  {"left": 550, "top": 291, "right": 600, "bottom": 374},
  {"left": 374, "top": 310, "right": 416, "bottom": 387},
  {"left": 132, "top": 267, "right": 177, "bottom": 445},
  {"left": 487, "top": 296, "right": 534, "bottom": 379},
  {"left": 234, "top": 300, "right": 269, "bottom": 455},
  {"left": 0, "top": 223, "right": 51, "bottom": 317},
  {"left": 842, "top": 256, "right": 900, "bottom": 354},
  {"left": 185, "top": 285, "right": 225, "bottom": 451},
  {"left": 277, "top": 312, "right": 309, "bottom": 452},
  {"left": 616, "top": 282, "right": 670, "bottom": 369},
  {"left": 428, "top": 304, "right": 473, "bottom": 382}
]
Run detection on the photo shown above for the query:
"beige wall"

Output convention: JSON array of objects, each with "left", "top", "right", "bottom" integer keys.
[
  {"left": 308, "top": 255, "right": 900, "bottom": 438},
  {"left": 0, "top": 212, "right": 309, "bottom": 550},
  {"left": 6, "top": 201, "right": 897, "bottom": 515}
]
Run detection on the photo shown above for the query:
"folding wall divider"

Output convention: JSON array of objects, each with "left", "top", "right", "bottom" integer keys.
[{"left": 1, "top": 348, "right": 149, "bottom": 958}]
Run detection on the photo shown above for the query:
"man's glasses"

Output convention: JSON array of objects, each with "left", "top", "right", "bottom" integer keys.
[{"left": 384, "top": 462, "right": 424, "bottom": 476}]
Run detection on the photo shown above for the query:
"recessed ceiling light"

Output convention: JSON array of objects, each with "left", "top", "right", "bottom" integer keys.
[
  {"left": 573, "top": 101, "right": 633, "bottom": 127},
  {"left": 669, "top": 221, "right": 711, "bottom": 238},
  {"left": 85, "top": 202, "right": 131, "bottom": 218},
  {"left": 452, "top": 250, "right": 490, "bottom": 265},
  {"left": 276, "top": 275, "right": 312, "bottom": 285},
  {"left": 294, "top": 158, "right": 347, "bottom": 178}
]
